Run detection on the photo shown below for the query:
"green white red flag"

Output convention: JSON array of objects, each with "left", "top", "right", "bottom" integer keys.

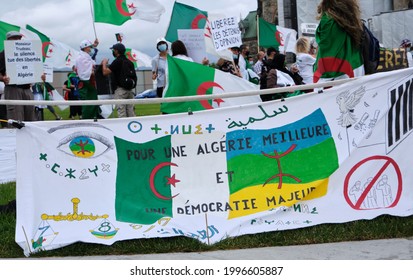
[
  {"left": 25, "top": 25, "right": 80, "bottom": 69},
  {"left": 165, "top": 2, "right": 208, "bottom": 42},
  {"left": 162, "top": 55, "right": 261, "bottom": 114},
  {"left": 258, "top": 18, "right": 297, "bottom": 53},
  {"left": 125, "top": 48, "right": 152, "bottom": 69},
  {"left": 313, "top": 14, "right": 364, "bottom": 82},
  {"left": 93, "top": 0, "right": 165, "bottom": 26}
]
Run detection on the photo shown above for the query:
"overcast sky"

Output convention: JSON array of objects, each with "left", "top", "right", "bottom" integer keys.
[{"left": 0, "top": 0, "right": 257, "bottom": 60}]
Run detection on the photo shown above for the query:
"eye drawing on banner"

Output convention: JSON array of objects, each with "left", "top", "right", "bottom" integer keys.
[
  {"left": 48, "top": 123, "right": 114, "bottom": 159},
  {"left": 344, "top": 156, "right": 402, "bottom": 210},
  {"left": 39, "top": 123, "right": 115, "bottom": 181}
]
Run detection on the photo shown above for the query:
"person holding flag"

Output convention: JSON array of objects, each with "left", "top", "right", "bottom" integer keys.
[
  {"left": 313, "top": 0, "right": 365, "bottom": 83},
  {"left": 75, "top": 38, "right": 102, "bottom": 119},
  {"left": 151, "top": 38, "right": 168, "bottom": 98}
]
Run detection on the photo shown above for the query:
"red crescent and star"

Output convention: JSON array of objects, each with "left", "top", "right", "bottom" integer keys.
[
  {"left": 196, "top": 81, "right": 225, "bottom": 109},
  {"left": 191, "top": 14, "right": 208, "bottom": 29},
  {"left": 42, "top": 42, "right": 53, "bottom": 58},
  {"left": 115, "top": 0, "right": 136, "bottom": 17},
  {"left": 149, "top": 162, "right": 180, "bottom": 200}
]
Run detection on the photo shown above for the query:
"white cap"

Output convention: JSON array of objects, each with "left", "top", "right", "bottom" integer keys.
[
  {"left": 80, "top": 39, "right": 93, "bottom": 50},
  {"left": 156, "top": 37, "right": 167, "bottom": 44}
]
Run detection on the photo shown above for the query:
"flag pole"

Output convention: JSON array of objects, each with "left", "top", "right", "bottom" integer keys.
[
  {"left": 256, "top": 14, "right": 260, "bottom": 51},
  {"left": 89, "top": 0, "right": 98, "bottom": 39}
]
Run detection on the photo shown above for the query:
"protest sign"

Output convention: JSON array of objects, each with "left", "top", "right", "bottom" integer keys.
[
  {"left": 209, "top": 16, "right": 242, "bottom": 52},
  {"left": 4, "top": 40, "right": 43, "bottom": 85},
  {"left": 178, "top": 29, "right": 206, "bottom": 64}
]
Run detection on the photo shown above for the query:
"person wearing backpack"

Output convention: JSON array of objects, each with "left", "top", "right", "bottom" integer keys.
[{"left": 102, "top": 43, "right": 137, "bottom": 118}]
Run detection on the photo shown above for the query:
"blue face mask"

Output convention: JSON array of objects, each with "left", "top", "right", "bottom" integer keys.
[
  {"left": 158, "top": 44, "right": 167, "bottom": 52},
  {"left": 232, "top": 54, "right": 239, "bottom": 60}
]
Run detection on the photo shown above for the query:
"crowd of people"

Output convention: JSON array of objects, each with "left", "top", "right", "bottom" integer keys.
[{"left": 1, "top": 0, "right": 412, "bottom": 126}]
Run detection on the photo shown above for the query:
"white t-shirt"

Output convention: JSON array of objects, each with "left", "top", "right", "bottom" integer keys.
[
  {"left": 173, "top": 54, "right": 193, "bottom": 62},
  {"left": 75, "top": 51, "right": 95, "bottom": 81},
  {"left": 296, "top": 53, "right": 316, "bottom": 84}
]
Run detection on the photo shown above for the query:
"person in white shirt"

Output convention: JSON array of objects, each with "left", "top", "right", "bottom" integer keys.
[
  {"left": 75, "top": 38, "right": 101, "bottom": 119},
  {"left": 253, "top": 51, "right": 265, "bottom": 77},
  {"left": 295, "top": 37, "right": 316, "bottom": 84}
]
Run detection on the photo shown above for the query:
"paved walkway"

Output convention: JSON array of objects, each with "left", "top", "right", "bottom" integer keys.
[{"left": 36, "top": 237, "right": 413, "bottom": 260}]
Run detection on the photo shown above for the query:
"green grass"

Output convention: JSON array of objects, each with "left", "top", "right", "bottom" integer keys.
[
  {"left": 2, "top": 180, "right": 413, "bottom": 258},
  {"left": 2, "top": 104, "right": 413, "bottom": 258},
  {"left": 43, "top": 103, "right": 161, "bottom": 120}
]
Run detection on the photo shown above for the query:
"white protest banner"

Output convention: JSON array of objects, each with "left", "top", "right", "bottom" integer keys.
[
  {"left": 210, "top": 16, "right": 242, "bottom": 52},
  {"left": 178, "top": 29, "right": 206, "bottom": 64},
  {"left": 15, "top": 68, "right": 413, "bottom": 256},
  {"left": 4, "top": 40, "right": 43, "bottom": 85}
]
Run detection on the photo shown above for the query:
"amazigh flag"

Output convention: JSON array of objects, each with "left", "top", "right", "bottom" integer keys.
[
  {"left": 125, "top": 48, "right": 152, "bottom": 68},
  {"left": 226, "top": 109, "right": 339, "bottom": 218},
  {"left": 0, "top": 21, "right": 38, "bottom": 52},
  {"left": 26, "top": 25, "right": 80, "bottom": 69},
  {"left": 165, "top": 2, "right": 208, "bottom": 42},
  {"left": 313, "top": 14, "right": 364, "bottom": 83},
  {"left": 258, "top": 18, "right": 297, "bottom": 53},
  {"left": 162, "top": 55, "right": 261, "bottom": 114},
  {"left": 93, "top": 0, "right": 165, "bottom": 26}
]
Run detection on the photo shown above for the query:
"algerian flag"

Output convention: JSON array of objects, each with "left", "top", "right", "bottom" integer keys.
[
  {"left": 115, "top": 132, "right": 230, "bottom": 225},
  {"left": 165, "top": 2, "right": 208, "bottom": 42},
  {"left": 162, "top": 55, "right": 261, "bottom": 114},
  {"left": 313, "top": 14, "right": 364, "bottom": 83},
  {"left": 125, "top": 48, "right": 152, "bottom": 69},
  {"left": 0, "top": 21, "right": 38, "bottom": 52},
  {"left": 93, "top": 0, "right": 165, "bottom": 26},
  {"left": 258, "top": 18, "right": 297, "bottom": 53},
  {"left": 26, "top": 25, "right": 80, "bottom": 69}
]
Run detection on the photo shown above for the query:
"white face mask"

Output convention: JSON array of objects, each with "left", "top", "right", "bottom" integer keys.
[{"left": 158, "top": 44, "right": 167, "bottom": 52}]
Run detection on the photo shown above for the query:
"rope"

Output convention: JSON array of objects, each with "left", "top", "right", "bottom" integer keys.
[{"left": 0, "top": 78, "right": 356, "bottom": 106}]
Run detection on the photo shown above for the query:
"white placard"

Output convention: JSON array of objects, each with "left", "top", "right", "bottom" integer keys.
[
  {"left": 4, "top": 40, "right": 43, "bottom": 85},
  {"left": 43, "top": 63, "right": 53, "bottom": 83},
  {"left": 177, "top": 29, "right": 207, "bottom": 64},
  {"left": 209, "top": 16, "right": 242, "bottom": 52},
  {"left": 300, "top": 23, "right": 318, "bottom": 37}
]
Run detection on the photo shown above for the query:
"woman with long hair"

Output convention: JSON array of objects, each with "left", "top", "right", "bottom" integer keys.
[{"left": 313, "top": 0, "right": 365, "bottom": 83}]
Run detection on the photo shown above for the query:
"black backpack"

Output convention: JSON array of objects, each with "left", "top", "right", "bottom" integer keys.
[
  {"left": 361, "top": 21, "right": 380, "bottom": 74},
  {"left": 119, "top": 57, "right": 137, "bottom": 90}
]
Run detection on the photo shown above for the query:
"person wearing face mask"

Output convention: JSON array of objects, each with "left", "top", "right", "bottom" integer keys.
[
  {"left": 238, "top": 44, "right": 251, "bottom": 80},
  {"left": 216, "top": 47, "right": 242, "bottom": 78},
  {"left": 75, "top": 38, "right": 102, "bottom": 119},
  {"left": 151, "top": 38, "right": 168, "bottom": 98}
]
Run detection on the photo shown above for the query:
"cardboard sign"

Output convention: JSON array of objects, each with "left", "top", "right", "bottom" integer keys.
[
  {"left": 4, "top": 40, "right": 43, "bottom": 85},
  {"left": 178, "top": 29, "right": 207, "bottom": 64},
  {"left": 210, "top": 16, "right": 242, "bottom": 52}
]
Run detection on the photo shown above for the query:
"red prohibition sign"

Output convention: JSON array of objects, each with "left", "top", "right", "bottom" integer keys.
[{"left": 344, "top": 155, "right": 402, "bottom": 210}]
